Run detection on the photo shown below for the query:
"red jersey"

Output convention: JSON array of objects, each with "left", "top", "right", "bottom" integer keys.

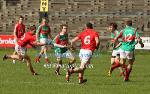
[
  {"left": 17, "top": 31, "right": 36, "bottom": 47},
  {"left": 14, "top": 23, "right": 25, "bottom": 38},
  {"left": 77, "top": 28, "right": 99, "bottom": 51}
]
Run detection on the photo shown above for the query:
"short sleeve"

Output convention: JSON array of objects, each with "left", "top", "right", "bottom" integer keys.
[
  {"left": 30, "top": 35, "right": 36, "bottom": 43},
  {"left": 36, "top": 25, "right": 41, "bottom": 34},
  {"left": 77, "top": 32, "right": 82, "bottom": 39},
  {"left": 116, "top": 31, "right": 123, "bottom": 39},
  {"left": 55, "top": 36, "right": 60, "bottom": 44},
  {"left": 95, "top": 32, "right": 99, "bottom": 38}
]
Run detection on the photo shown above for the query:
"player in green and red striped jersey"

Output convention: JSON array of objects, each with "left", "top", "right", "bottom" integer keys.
[
  {"left": 107, "top": 23, "right": 126, "bottom": 77},
  {"left": 53, "top": 24, "right": 75, "bottom": 75},
  {"left": 113, "top": 20, "right": 144, "bottom": 81},
  {"left": 35, "top": 17, "right": 52, "bottom": 68}
]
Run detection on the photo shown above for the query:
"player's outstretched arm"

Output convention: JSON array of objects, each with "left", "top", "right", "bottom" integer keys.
[
  {"left": 71, "top": 37, "right": 79, "bottom": 46},
  {"left": 53, "top": 43, "right": 67, "bottom": 48},
  {"left": 29, "top": 42, "right": 46, "bottom": 48},
  {"left": 95, "top": 36, "right": 100, "bottom": 50},
  {"left": 114, "top": 42, "right": 122, "bottom": 49},
  {"left": 14, "top": 24, "right": 18, "bottom": 40},
  {"left": 36, "top": 25, "right": 41, "bottom": 42}
]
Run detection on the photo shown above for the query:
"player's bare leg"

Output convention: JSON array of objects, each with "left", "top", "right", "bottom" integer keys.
[
  {"left": 66, "top": 62, "right": 87, "bottom": 84},
  {"left": 116, "top": 57, "right": 125, "bottom": 77},
  {"left": 35, "top": 49, "right": 44, "bottom": 63},
  {"left": 78, "top": 64, "right": 87, "bottom": 84},
  {"left": 3, "top": 54, "right": 37, "bottom": 75},
  {"left": 3, "top": 54, "right": 23, "bottom": 61},
  {"left": 12, "top": 51, "right": 17, "bottom": 63},
  {"left": 108, "top": 57, "right": 124, "bottom": 77},
  {"left": 67, "top": 56, "right": 76, "bottom": 69},
  {"left": 55, "top": 58, "right": 62, "bottom": 75},
  {"left": 44, "top": 47, "right": 51, "bottom": 64},
  {"left": 108, "top": 57, "right": 115, "bottom": 76},
  {"left": 43, "top": 46, "right": 51, "bottom": 68},
  {"left": 124, "top": 59, "right": 134, "bottom": 81},
  {"left": 24, "top": 55, "right": 38, "bottom": 75}
]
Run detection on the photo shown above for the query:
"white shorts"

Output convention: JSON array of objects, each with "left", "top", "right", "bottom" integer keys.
[
  {"left": 55, "top": 50, "right": 74, "bottom": 59},
  {"left": 112, "top": 49, "right": 120, "bottom": 57},
  {"left": 14, "top": 38, "right": 18, "bottom": 45},
  {"left": 79, "top": 49, "right": 93, "bottom": 64},
  {"left": 15, "top": 44, "right": 27, "bottom": 56},
  {"left": 40, "top": 38, "right": 52, "bottom": 44},
  {"left": 40, "top": 38, "right": 52, "bottom": 48},
  {"left": 120, "top": 49, "right": 134, "bottom": 60}
]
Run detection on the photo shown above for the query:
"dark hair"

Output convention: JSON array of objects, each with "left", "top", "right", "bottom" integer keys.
[
  {"left": 19, "top": 15, "right": 24, "bottom": 19},
  {"left": 86, "top": 22, "right": 93, "bottom": 29},
  {"left": 126, "top": 20, "right": 132, "bottom": 26},
  {"left": 108, "top": 23, "right": 118, "bottom": 30},
  {"left": 30, "top": 25, "right": 36, "bottom": 31},
  {"left": 60, "top": 24, "right": 68, "bottom": 29}
]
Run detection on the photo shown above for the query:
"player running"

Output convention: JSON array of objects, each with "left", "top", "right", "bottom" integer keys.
[
  {"left": 107, "top": 23, "right": 126, "bottom": 77},
  {"left": 3, "top": 25, "right": 44, "bottom": 75},
  {"left": 13, "top": 15, "right": 26, "bottom": 64},
  {"left": 53, "top": 24, "right": 75, "bottom": 75},
  {"left": 66, "top": 22, "right": 100, "bottom": 84},
  {"left": 35, "top": 17, "right": 52, "bottom": 68},
  {"left": 113, "top": 20, "right": 144, "bottom": 81}
]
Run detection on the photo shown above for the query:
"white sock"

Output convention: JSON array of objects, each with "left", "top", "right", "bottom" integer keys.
[{"left": 13, "top": 60, "right": 16, "bottom": 64}]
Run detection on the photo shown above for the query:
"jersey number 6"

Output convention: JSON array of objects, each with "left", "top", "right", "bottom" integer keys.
[{"left": 84, "top": 36, "right": 91, "bottom": 45}]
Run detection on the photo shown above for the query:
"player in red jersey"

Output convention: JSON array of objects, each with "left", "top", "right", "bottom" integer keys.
[
  {"left": 13, "top": 15, "right": 26, "bottom": 64},
  {"left": 3, "top": 25, "right": 45, "bottom": 75},
  {"left": 66, "top": 22, "right": 100, "bottom": 84}
]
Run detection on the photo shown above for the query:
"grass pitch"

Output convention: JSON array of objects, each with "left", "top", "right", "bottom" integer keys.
[{"left": 0, "top": 49, "right": 150, "bottom": 94}]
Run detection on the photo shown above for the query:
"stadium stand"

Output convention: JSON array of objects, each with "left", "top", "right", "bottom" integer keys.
[{"left": 0, "top": 0, "right": 150, "bottom": 38}]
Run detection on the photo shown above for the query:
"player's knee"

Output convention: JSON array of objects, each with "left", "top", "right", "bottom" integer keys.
[
  {"left": 57, "top": 58, "right": 62, "bottom": 63},
  {"left": 80, "top": 65, "right": 86, "bottom": 70},
  {"left": 120, "top": 59, "right": 125, "bottom": 65},
  {"left": 70, "top": 58, "right": 76, "bottom": 64},
  {"left": 18, "top": 55, "right": 23, "bottom": 61},
  {"left": 80, "top": 67, "right": 86, "bottom": 71},
  {"left": 128, "top": 59, "right": 134, "bottom": 65}
]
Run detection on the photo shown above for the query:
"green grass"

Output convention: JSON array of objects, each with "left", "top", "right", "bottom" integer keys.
[{"left": 0, "top": 49, "right": 150, "bottom": 94}]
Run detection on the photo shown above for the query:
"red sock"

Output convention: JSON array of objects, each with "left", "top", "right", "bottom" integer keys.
[
  {"left": 87, "top": 62, "right": 90, "bottom": 65},
  {"left": 120, "top": 72, "right": 125, "bottom": 77},
  {"left": 45, "top": 58, "right": 50, "bottom": 64},
  {"left": 71, "top": 69, "right": 75, "bottom": 73},
  {"left": 35, "top": 57, "right": 40, "bottom": 63},
  {"left": 123, "top": 64, "right": 127, "bottom": 68},
  {"left": 111, "top": 63, "right": 121, "bottom": 70},
  {"left": 78, "top": 76, "right": 83, "bottom": 81},
  {"left": 125, "top": 68, "right": 131, "bottom": 80}
]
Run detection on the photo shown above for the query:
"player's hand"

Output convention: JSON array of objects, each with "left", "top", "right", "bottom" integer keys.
[
  {"left": 63, "top": 45, "right": 67, "bottom": 48},
  {"left": 36, "top": 39, "right": 39, "bottom": 42},
  {"left": 14, "top": 37, "right": 18, "bottom": 41},
  {"left": 96, "top": 46, "right": 99, "bottom": 50},
  {"left": 139, "top": 38, "right": 144, "bottom": 48},
  {"left": 141, "top": 43, "right": 144, "bottom": 48},
  {"left": 70, "top": 46, "right": 76, "bottom": 51}
]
